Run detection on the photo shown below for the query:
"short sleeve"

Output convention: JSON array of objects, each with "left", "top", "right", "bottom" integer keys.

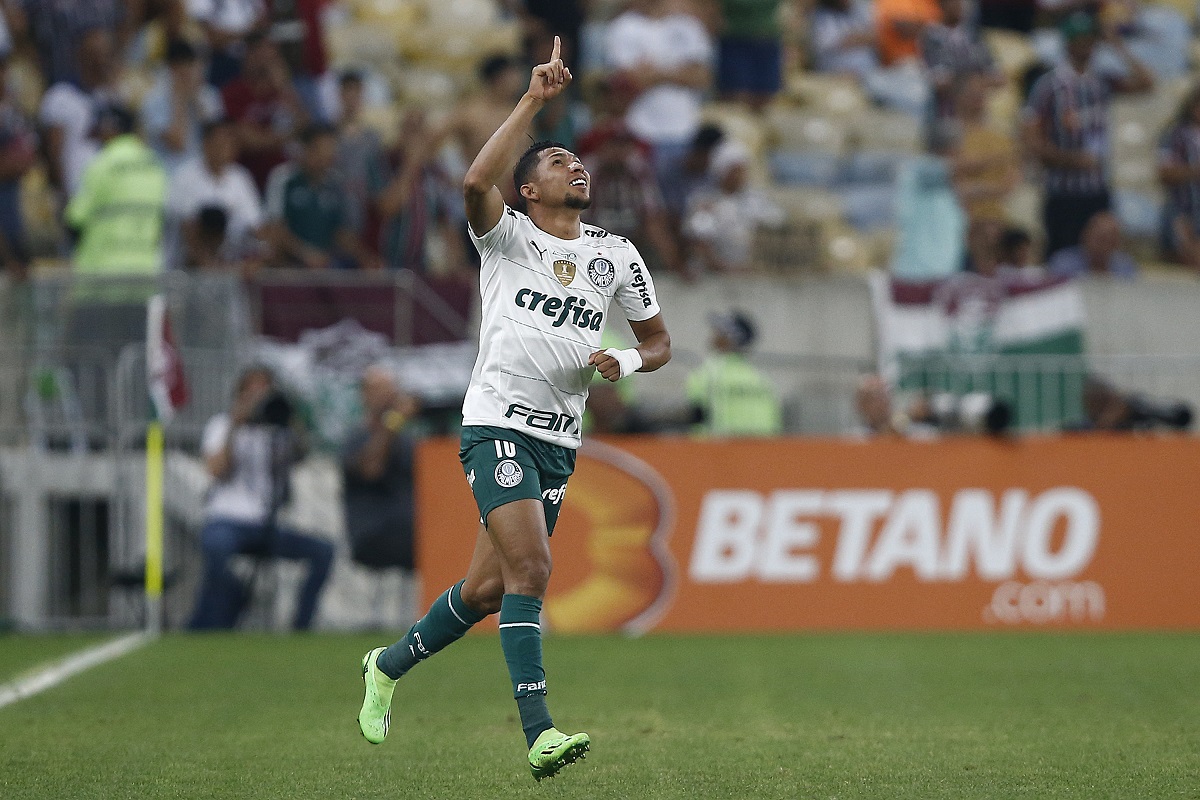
[
  {"left": 263, "top": 163, "right": 290, "bottom": 221},
  {"left": 468, "top": 203, "right": 521, "bottom": 258},
  {"left": 165, "top": 164, "right": 198, "bottom": 217},
  {"left": 64, "top": 156, "right": 101, "bottom": 228},
  {"left": 201, "top": 414, "right": 231, "bottom": 458},
  {"left": 613, "top": 245, "right": 661, "bottom": 322}
]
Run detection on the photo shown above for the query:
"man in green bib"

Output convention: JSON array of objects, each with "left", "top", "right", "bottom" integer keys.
[{"left": 687, "top": 310, "right": 782, "bottom": 437}]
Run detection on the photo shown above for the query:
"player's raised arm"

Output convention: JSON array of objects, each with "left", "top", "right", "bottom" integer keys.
[{"left": 463, "top": 36, "right": 572, "bottom": 236}]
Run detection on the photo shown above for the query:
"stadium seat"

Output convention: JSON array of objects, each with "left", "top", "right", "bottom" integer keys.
[
  {"left": 848, "top": 110, "right": 922, "bottom": 153},
  {"left": 839, "top": 184, "right": 896, "bottom": 231},
  {"left": 764, "top": 106, "right": 847, "bottom": 153},
  {"left": 984, "top": 30, "right": 1037, "bottom": 79},
  {"left": 769, "top": 150, "right": 841, "bottom": 187}
]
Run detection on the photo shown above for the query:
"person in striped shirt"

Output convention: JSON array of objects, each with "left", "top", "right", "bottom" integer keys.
[
  {"left": 1021, "top": 11, "right": 1153, "bottom": 258},
  {"left": 1158, "top": 84, "right": 1200, "bottom": 271}
]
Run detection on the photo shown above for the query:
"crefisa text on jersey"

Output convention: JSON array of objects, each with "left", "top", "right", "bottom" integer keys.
[{"left": 513, "top": 288, "right": 604, "bottom": 331}]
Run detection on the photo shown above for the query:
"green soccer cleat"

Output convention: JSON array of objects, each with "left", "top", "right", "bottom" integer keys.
[
  {"left": 528, "top": 727, "right": 591, "bottom": 781},
  {"left": 358, "top": 647, "right": 396, "bottom": 744}
]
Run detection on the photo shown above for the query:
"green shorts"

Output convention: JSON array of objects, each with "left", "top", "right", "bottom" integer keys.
[{"left": 459, "top": 425, "right": 577, "bottom": 535}]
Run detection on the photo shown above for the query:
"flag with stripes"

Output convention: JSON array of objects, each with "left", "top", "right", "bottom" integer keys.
[
  {"left": 146, "top": 294, "right": 189, "bottom": 422},
  {"left": 869, "top": 272, "right": 1087, "bottom": 428}
]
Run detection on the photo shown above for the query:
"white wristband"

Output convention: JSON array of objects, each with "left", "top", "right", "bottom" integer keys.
[{"left": 603, "top": 347, "right": 643, "bottom": 379}]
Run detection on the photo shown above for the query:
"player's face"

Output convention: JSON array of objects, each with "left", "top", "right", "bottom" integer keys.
[{"left": 538, "top": 148, "right": 591, "bottom": 210}]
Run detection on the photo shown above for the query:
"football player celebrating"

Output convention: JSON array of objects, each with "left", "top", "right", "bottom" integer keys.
[{"left": 357, "top": 37, "right": 672, "bottom": 780}]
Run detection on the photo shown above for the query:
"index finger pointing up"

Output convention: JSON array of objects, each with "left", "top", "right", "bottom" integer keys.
[{"left": 551, "top": 35, "right": 560, "bottom": 63}]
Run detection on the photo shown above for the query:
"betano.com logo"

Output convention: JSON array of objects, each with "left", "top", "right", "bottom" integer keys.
[{"left": 688, "top": 487, "right": 1104, "bottom": 625}]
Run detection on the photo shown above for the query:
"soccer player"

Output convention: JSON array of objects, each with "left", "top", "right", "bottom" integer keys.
[{"left": 356, "top": 37, "right": 672, "bottom": 780}]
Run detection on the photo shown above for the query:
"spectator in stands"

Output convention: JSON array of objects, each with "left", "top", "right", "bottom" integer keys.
[
  {"left": 716, "top": 0, "right": 787, "bottom": 112},
  {"left": 977, "top": 0, "right": 1035, "bottom": 33},
  {"left": 221, "top": 32, "right": 308, "bottom": 191},
  {"left": 1157, "top": 84, "right": 1200, "bottom": 272},
  {"left": 190, "top": 365, "right": 334, "bottom": 630},
  {"left": 333, "top": 70, "right": 385, "bottom": 249},
  {"left": 606, "top": 0, "right": 715, "bottom": 197},
  {"left": 811, "top": 0, "right": 928, "bottom": 115},
  {"left": 520, "top": 0, "right": 585, "bottom": 72},
  {"left": 891, "top": 127, "right": 966, "bottom": 279},
  {"left": 188, "top": 0, "right": 267, "bottom": 87},
  {"left": 39, "top": 27, "right": 122, "bottom": 198},
  {"left": 659, "top": 122, "right": 724, "bottom": 224},
  {"left": 141, "top": 38, "right": 224, "bottom": 176},
  {"left": 964, "top": 217, "right": 1004, "bottom": 276},
  {"left": 577, "top": 121, "right": 684, "bottom": 274},
  {"left": 875, "top": 0, "right": 941, "bottom": 67},
  {"left": 1022, "top": 11, "right": 1153, "bottom": 258},
  {"left": 1047, "top": 210, "right": 1137, "bottom": 279},
  {"left": 952, "top": 75, "right": 1019, "bottom": 226},
  {"left": 811, "top": 0, "right": 877, "bottom": 78},
  {"left": 855, "top": 374, "right": 905, "bottom": 436},
  {"left": 375, "top": 109, "right": 463, "bottom": 273},
  {"left": 921, "top": 0, "right": 1002, "bottom": 141},
  {"left": 684, "top": 139, "right": 785, "bottom": 273},
  {"left": 267, "top": 0, "right": 331, "bottom": 121},
  {"left": 687, "top": 310, "right": 783, "bottom": 437},
  {"left": 265, "top": 123, "right": 379, "bottom": 270},
  {"left": 65, "top": 104, "right": 167, "bottom": 279},
  {"left": 531, "top": 95, "right": 579, "bottom": 150},
  {"left": 438, "top": 55, "right": 527, "bottom": 169},
  {"left": 340, "top": 364, "right": 418, "bottom": 576},
  {"left": 997, "top": 226, "right": 1040, "bottom": 273},
  {"left": 167, "top": 118, "right": 266, "bottom": 272},
  {"left": 9, "top": 0, "right": 125, "bottom": 85},
  {"left": 0, "top": 54, "right": 37, "bottom": 269}
]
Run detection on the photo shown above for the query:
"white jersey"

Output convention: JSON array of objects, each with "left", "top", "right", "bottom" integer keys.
[{"left": 464, "top": 204, "right": 661, "bottom": 448}]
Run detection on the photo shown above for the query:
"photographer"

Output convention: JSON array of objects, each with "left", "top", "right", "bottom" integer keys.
[
  {"left": 341, "top": 365, "right": 419, "bottom": 573},
  {"left": 188, "top": 366, "right": 334, "bottom": 630}
]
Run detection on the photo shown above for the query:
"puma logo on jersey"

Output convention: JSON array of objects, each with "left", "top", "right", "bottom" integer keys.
[
  {"left": 514, "top": 288, "right": 604, "bottom": 331},
  {"left": 506, "top": 403, "right": 579, "bottom": 434}
]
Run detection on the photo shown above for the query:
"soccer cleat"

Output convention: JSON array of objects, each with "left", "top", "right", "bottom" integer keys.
[
  {"left": 358, "top": 647, "right": 397, "bottom": 744},
  {"left": 528, "top": 727, "right": 591, "bottom": 781}
]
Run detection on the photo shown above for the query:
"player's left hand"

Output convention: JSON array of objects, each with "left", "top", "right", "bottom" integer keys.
[{"left": 589, "top": 350, "right": 622, "bottom": 382}]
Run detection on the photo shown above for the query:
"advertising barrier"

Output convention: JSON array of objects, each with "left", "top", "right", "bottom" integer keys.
[{"left": 416, "top": 436, "right": 1200, "bottom": 632}]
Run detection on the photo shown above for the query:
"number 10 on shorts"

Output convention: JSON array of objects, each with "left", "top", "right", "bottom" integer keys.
[{"left": 494, "top": 440, "right": 517, "bottom": 458}]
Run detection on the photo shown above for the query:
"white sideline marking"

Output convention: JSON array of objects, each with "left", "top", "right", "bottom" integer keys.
[{"left": 0, "top": 632, "right": 152, "bottom": 710}]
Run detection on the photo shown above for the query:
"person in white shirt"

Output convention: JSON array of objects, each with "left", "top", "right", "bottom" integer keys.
[
  {"left": 606, "top": 0, "right": 714, "bottom": 194},
  {"left": 38, "top": 28, "right": 121, "bottom": 197},
  {"left": 141, "top": 38, "right": 224, "bottom": 176},
  {"left": 355, "top": 37, "right": 672, "bottom": 781},
  {"left": 188, "top": 366, "right": 333, "bottom": 630},
  {"left": 166, "top": 118, "right": 266, "bottom": 269}
]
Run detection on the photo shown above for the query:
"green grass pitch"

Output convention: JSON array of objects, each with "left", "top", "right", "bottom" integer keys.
[{"left": 1, "top": 632, "right": 1198, "bottom": 799}]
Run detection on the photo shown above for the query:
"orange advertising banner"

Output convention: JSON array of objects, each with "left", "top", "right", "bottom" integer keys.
[{"left": 415, "top": 435, "right": 1200, "bottom": 632}]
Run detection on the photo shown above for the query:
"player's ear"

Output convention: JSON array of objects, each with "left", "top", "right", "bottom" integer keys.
[{"left": 520, "top": 183, "right": 538, "bottom": 204}]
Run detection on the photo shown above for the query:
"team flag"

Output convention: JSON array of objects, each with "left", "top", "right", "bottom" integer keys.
[
  {"left": 869, "top": 272, "right": 1087, "bottom": 428},
  {"left": 146, "top": 294, "right": 189, "bottom": 422}
]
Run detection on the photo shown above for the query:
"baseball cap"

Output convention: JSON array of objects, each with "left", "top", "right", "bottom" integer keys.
[
  {"left": 709, "top": 311, "right": 757, "bottom": 349},
  {"left": 1059, "top": 11, "right": 1098, "bottom": 41}
]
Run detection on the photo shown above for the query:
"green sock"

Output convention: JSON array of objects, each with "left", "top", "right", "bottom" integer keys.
[
  {"left": 499, "top": 593, "right": 554, "bottom": 748},
  {"left": 377, "top": 580, "right": 485, "bottom": 680}
]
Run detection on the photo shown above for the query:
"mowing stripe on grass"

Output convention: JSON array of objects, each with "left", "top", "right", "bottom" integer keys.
[{"left": 0, "top": 632, "right": 152, "bottom": 710}]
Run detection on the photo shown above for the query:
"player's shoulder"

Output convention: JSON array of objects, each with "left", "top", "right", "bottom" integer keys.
[{"left": 580, "top": 223, "right": 633, "bottom": 251}]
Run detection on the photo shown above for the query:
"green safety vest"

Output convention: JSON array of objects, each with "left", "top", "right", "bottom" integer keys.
[
  {"left": 687, "top": 353, "right": 783, "bottom": 437},
  {"left": 65, "top": 134, "right": 167, "bottom": 277}
]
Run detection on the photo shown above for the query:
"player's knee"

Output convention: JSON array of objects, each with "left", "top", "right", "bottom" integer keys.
[
  {"left": 461, "top": 578, "right": 503, "bottom": 615},
  {"left": 506, "top": 555, "right": 551, "bottom": 597}
]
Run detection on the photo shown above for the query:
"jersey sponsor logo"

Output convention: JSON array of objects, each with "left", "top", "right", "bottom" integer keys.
[
  {"left": 553, "top": 259, "right": 576, "bottom": 287},
  {"left": 629, "top": 262, "right": 652, "bottom": 308},
  {"left": 514, "top": 288, "right": 604, "bottom": 331},
  {"left": 542, "top": 483, "right": 568, "bottom": 505},
  {"left": 517, "top": 681, "right": 547, "bottom": 692},
  {"left": 585, "top": 227, "right": 628, "bottom": 243},
  {"left": 505, "top": 403, "right": 579, "bottom": 434},
  {"left": 494, "top": 459, "right": 524, "bottom": 487},
  {"left": 587, "top": 257, "right": 615, "bottom": 288}
]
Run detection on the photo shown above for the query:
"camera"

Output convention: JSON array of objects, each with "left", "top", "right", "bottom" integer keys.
[
  {"left": 922, "top": 392, "right": 1013, "bottom": 436},
  {"left": 248, "top": 390, "right": 295, "bottom": 428}
]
